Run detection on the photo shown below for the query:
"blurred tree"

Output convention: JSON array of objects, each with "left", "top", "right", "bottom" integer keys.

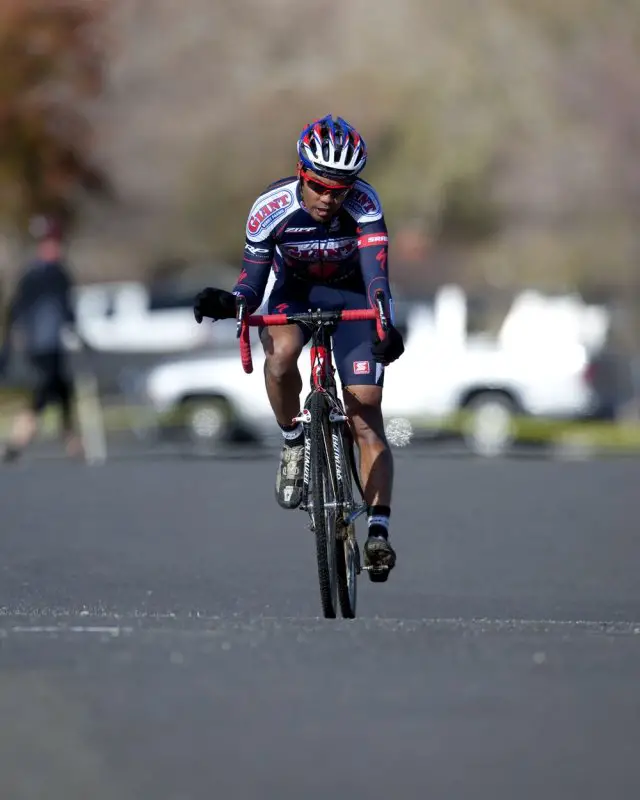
[{"left": 0, "top": 0, "right": 111, "bottom": 238}]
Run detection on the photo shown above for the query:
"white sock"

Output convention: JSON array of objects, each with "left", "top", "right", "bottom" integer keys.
[
  {"left": 368, "top": 515, "right": 390, "bottom": 534},
  {"left": 281, "top": 423, "right": 303, "bottom": 442}
]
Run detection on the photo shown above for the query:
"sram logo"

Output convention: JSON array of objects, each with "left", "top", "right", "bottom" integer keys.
[
  {"left": 247, "top": 190, "right": 294, "bottom": 236},
  {"left": 358, "top": 233, "right": 388, "bottom": 248}
]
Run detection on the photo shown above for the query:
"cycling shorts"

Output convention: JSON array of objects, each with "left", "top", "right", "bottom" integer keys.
[{"left": 266, "top": 284, "right": 384, "bottom": 388}]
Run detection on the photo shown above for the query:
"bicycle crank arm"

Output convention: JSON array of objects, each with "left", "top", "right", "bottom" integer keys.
[{"left": 344, "top": 504, "right": 368, "bottom": 526}]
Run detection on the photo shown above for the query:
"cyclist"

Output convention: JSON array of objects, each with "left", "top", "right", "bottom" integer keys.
[{"left": 194, "top": 115, "right": 405, "bottom": 576}]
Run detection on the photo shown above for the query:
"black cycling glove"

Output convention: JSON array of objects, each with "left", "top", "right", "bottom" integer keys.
[
  {"left": 193, "top": 287, "right": 238, "bottom": 323},
  {"left": 371, "top": 325, "right": 405, "bottom": 365}
]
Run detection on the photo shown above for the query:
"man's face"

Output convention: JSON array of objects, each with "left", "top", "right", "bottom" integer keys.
[
  {"left": 299, "top": 167, "right": 354, "bottom": 223},
  {"left": 37, "top": 237, "right": 62, "bottom": 262}
]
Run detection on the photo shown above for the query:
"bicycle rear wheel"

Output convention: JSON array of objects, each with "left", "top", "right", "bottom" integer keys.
[{"left": 307, "top": 391, "right": 339, "bottom": 619}]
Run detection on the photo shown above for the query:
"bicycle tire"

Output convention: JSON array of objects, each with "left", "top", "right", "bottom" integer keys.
[
  {"left": 333, "top": 424, "right": 359, "bottom": 618},
  {"left": 307, "top": 390, "right": 339, "bottom": 619}
]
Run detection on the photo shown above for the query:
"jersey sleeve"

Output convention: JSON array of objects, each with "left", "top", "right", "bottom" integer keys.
[
  {"left": 345, "top": 182, "right": 395, "bottom": 319},
  {"left": 232, "top": 238, "right": 274, "bottom": 313},
  {"left": 231, "top": 183, "right": 296, "bottom": 312}
]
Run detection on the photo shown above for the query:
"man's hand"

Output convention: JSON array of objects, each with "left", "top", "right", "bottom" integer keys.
[
  {"left": 193, "top": 288, "right": 238, "bottom": 323},
  {"left": 371, "top": 325, "right": 404, "bottom": 365}
]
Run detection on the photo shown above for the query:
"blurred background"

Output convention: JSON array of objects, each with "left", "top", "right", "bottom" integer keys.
[{"left": 1, "top": 0, "right": 639, "bottom": 460}]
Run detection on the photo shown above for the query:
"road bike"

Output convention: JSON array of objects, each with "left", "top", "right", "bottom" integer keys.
[{"left": 235, "top": 290, "right": 390, "bottom": 619}]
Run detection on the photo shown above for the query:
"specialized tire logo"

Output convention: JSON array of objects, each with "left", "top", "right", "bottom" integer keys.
[{"left": 247, "top": 190, "right": 294, "bottom": 235}]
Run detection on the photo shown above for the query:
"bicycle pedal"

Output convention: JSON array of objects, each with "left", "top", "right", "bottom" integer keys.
[{"left": 366, "top": 565, "right": 390, "bottom": 583}]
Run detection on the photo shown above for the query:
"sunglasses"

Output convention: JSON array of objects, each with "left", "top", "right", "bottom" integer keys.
[{"left": 302, "top": 172, "right": 354, "bottom": 200}]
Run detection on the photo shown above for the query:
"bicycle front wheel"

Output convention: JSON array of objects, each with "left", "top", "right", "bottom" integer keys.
[
  {"left": 333, "top": 425, "right": 359, "bottom": 619},
  {"left": 308, "top": 390, "right": 339, "bottom": 619}
]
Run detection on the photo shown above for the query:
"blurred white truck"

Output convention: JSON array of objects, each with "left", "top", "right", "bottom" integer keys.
[{"left": 135, "top": 286, "right": 608, "bottom": 456}]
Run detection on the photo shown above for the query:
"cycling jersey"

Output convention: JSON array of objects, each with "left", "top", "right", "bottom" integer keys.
[{"left": 232, "top": 176, "right": 393, "bottom": 315}]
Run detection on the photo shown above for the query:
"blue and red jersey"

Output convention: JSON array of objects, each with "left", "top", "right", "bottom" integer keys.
[{"left": 232, "top": 176, "right": 393, "bottom": 314}]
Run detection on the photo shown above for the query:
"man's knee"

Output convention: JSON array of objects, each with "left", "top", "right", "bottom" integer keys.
[
  {"left": 262, "top": 327, "right": 304, "bottom": 382},
  {"left": 343, "top": 386, "right": 387, "bottom": 445}
]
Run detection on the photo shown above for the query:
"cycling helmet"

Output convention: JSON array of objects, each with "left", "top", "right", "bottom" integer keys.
[{"left": 297, "top": 115, "right": 367, "bottom": 181}]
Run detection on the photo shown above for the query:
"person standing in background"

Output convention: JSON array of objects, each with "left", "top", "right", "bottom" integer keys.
[{"left": 0, "top": 216, "right": 84, "bottom": 462}]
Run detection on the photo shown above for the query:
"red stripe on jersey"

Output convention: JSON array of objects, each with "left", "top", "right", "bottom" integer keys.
[{"left": 358, "top": 233, "right": 389, "bottom": 248}]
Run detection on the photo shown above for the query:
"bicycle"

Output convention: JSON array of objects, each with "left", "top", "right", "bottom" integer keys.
[{"left": 235, "top": 289, "right": 390, "bottom": 619}]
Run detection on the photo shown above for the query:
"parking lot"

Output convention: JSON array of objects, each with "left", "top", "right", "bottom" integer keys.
[{"left": 1, "top": 449, "right": 639, "bottom": 799}]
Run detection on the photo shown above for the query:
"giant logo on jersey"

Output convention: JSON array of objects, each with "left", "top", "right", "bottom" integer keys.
[
  {"left": 281, "top": 237, "right": 358, "bottom": 262},
  {"left": 247, "top": 190, "right": 294, "bottom": 236},
  {"left": 350, "top": 189, "right": 376, "bottom": 214}
]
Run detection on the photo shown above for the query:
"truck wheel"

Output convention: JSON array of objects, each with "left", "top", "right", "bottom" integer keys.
[{"left": 462, "top": 392, "right": 517, "bottom": 457}]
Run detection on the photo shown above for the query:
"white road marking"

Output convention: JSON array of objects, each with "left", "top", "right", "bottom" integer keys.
[
  {"left": 9, "top": 626, "right": 131, "bottom": 636},
  {"left": 0, "top": 610, "right": 639, "bottom": 637}
]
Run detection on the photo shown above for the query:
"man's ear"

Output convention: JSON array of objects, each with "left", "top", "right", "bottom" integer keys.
[{"left": 296, "top": 161, "right": 304, "bottom": 179}]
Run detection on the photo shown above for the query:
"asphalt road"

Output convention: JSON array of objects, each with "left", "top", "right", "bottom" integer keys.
[{"left": 1, "top": 450, "right": 639, "bottom": 800}]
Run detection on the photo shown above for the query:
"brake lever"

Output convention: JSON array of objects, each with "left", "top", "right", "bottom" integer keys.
[
  {"left": 235, "top": 297, "right": 247, "bottom": 338},
  {"left": 374, "top": 290, "right": 389, "bottom": 333}
]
